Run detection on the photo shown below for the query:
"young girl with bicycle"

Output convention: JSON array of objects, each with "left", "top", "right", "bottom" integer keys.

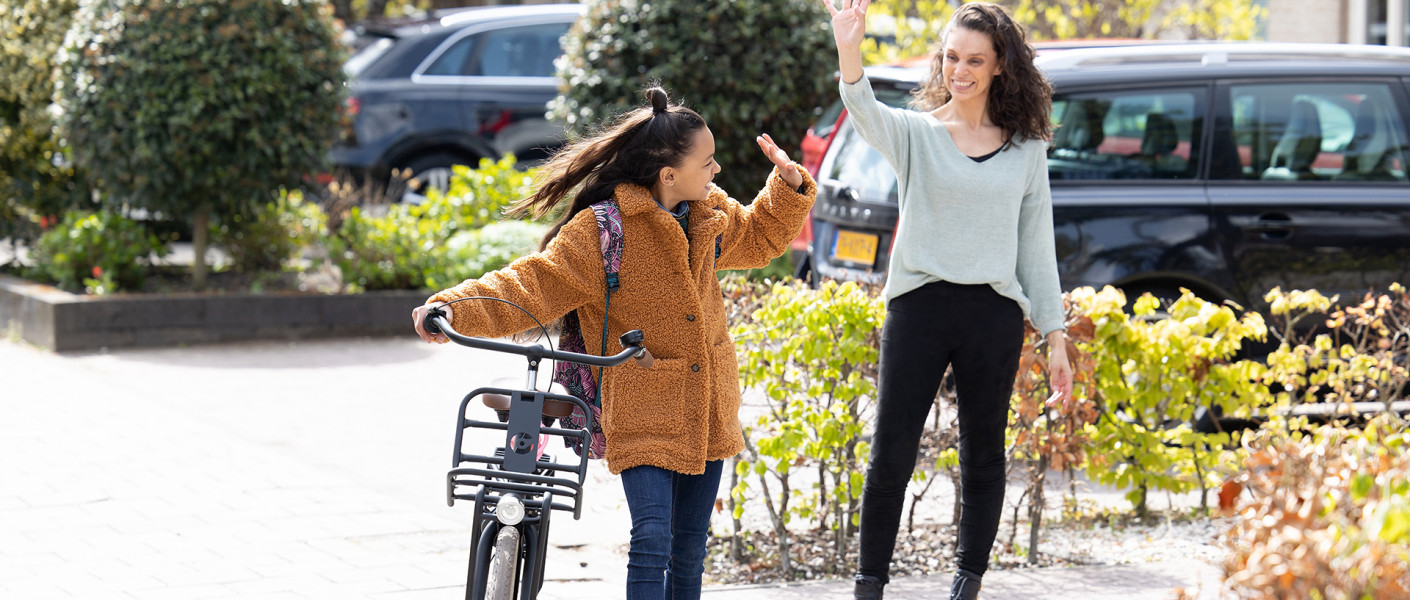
[
  {"left": 823, "top": 1, "right": 1073, "bottom": 599},
  {"left": 412, "top": 87, "right": 815, "bottom": 600}
]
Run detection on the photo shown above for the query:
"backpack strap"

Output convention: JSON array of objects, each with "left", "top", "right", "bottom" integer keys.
[
  {"left": 551, "top": 199, "right": 626, "bottom": 460},
  {"left": 590, "top": 200, "right": 624, "bottom": 292},
  {"left": 588, "top": 201, "right": 624, "bottom": 389}
]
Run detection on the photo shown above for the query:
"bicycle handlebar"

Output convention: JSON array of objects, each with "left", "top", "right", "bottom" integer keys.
[{"left": 423, "top": 309, "right": 649, "bottom": 368}]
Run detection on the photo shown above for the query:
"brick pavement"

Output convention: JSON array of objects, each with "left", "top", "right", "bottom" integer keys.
[{"left": 0, "top": 338, "right": 1223, "bottom": 599}]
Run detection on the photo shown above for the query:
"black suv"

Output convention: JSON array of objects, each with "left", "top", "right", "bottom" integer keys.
[
  {"left": 809, "top": 43, "right": 1410, "bottom": 311},
  {"left": 334, "top": 4, "right": 583, "bottom": 202}
]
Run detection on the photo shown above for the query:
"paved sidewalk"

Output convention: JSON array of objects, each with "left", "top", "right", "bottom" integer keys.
[{"left": 0, "top": 338, "right": 1223, "bottom": 599}]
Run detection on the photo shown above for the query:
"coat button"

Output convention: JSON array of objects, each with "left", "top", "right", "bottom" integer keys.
[
  {"left": 686, "top": 314, "right": 696, "bottom": 322},
  {"left": 691, "top": 364, "right": 700, "bottom": 372}
]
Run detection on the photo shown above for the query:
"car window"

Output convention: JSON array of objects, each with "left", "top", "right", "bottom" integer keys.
[
  {"left": 1225, "top": 82, "right": 1409, "bottom": 182},
  {"left": 824, "top": 122, "right": 899, "bottom": 204},
  {"left": 423, "top": 23, "right": 569, "bottom": 77},
  {"left": 1048, "top": 87, "right": 1205, "bottom": 181},
  {"left": 345, "top": 36, "right": 394, "bottom": 77},
  {"left": 424, "top": 34, "right": 475, "bottom": 76},
  {"left": 473, "top": 23, "right": 570, "bottom": 77}
]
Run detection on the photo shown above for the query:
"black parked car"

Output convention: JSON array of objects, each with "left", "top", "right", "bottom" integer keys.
[
  {"left": 334, "top": 4, "right": 584, "bottom": 202},
  {"left": 809, "top": 42, "right": 1410, "bottom": 312}
]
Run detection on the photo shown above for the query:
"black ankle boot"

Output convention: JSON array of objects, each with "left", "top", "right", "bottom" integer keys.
[
  {"left": 853, "top": 574, "right": 885, "bottom": 600},
  {"left": 949, "top": 569, "right": 982, "bottom": 600}
]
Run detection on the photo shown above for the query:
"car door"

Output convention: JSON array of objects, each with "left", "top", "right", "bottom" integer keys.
[
  {"left": 1207, "top": 79, "right": 1410, "bottom": 310},
  {"left": 1047, "top": 83, "right": 1227, "bottom": 300},
  {"left": 452, "top": 20, "right": 574, "bottom": 163},
  {"left": 416, "top": 19, "right": 572, "bottom": 162}
]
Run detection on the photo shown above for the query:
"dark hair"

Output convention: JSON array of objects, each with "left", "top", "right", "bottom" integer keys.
[
  {"left": 509, "top": 86, "right": 707, "bottom": 249},
  {"left": 912, "top": 2, "right": 1053, "bottom": 144}
]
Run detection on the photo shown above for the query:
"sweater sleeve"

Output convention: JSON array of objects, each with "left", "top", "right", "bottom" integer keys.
[
  {"left": 1015, "top": 148, "right": 1065, "bottom": 336},
  {"left": 426, "top": 209, "right": 605, "bottom": 338},
  {"left": 838, "top": 74, "right": 912, "bottom": 172},
  {"left": 713, "top": 164, "right": 817, "bottom": 271}
]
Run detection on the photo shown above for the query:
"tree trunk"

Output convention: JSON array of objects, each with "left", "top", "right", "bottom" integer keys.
[
  {"left": 729, "top": 457, "right": 744, "bottom": 563},
  {"left": 950, "top": 469, "right": 963, "bottom": 525},
  {"left": 366, "top": 0, "right": 390, "bottom": 20},
  {"left": 191, "top": 208, "right": 209, "bottom": 291},
  {"left": 330, "top": 0, "right": 352, "bottom": 24},
  {"left": 1028, "top": 457, "right": 1048, "bottom": 565}
]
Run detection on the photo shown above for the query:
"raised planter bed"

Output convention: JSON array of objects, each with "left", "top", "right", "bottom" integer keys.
[{"left": 0, "top": 274, "right": 428, "bottom": 352}]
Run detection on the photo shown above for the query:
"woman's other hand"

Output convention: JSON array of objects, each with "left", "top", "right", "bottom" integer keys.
[
  {"left": 1043, "top": 330, "right": 1075, "bottom": 411},
  {"left": 822, "top": 0, "right": 868, "bottom": 83},
  {"left": 412, "top": 302, "right": 453, "bottom": 344},
  {"left": 756, "top": 133, "right": 803, "bottom": 188}
]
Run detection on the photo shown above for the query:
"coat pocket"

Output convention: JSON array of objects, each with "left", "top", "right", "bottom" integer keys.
[
  {"left": 600, "top": 357, "right": 688, "bottom": 438},
  {"left": 710, "top": 339, "right": 743, "bottom": 427}
]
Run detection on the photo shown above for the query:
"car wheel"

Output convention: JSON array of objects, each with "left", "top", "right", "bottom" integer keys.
[
  {"left": 1120, "top": 286, "right": 1183, "bottom": 322},
  {"left": 392, "top": 152, "right": 476, "bottom": 204}
]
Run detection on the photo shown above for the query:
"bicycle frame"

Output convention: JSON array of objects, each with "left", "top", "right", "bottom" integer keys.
[{"left": 424, "top": 311, "right": 643, "bottom": 600}]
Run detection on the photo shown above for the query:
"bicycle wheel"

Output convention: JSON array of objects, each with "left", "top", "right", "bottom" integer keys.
[{"left": 483, "top": 524, "right": 520, "bottom": 600}]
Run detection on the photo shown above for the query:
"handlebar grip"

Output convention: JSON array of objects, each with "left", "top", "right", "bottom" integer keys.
[
  {"left": 423, "top": 307, "right": 446, "bottom": 335},
  {"left": 633, "top": 347, "right": 654, "bottom": 369}
]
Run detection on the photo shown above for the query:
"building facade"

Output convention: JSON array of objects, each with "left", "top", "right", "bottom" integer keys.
[{"left": 1269, "top": 0, "right": 1409, "bottom": 46}]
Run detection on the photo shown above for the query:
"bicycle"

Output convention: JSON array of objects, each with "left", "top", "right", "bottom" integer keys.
[{"left": 421, "top": 304, "right": 650, "bottom": 600}]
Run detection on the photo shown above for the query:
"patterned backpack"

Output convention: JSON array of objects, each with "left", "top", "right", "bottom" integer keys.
[
  {"left": 552, "top": 200, "right": 624, "bottom": 460},
  {"left": 551, "top": 199, "right": 722, "bottom": 459}
]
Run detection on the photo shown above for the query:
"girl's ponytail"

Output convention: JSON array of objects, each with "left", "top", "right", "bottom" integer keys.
[{"left": 509, "top": 86, "right": 706, "bottom": 250}]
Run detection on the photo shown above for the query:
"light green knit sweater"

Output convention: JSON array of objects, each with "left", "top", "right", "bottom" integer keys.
[{"left": 840, "top": 75, "right": 1065, "bottom": 335}]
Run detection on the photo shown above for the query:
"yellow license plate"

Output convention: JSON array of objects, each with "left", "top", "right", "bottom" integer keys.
[{"left": 831, "top": 230, "right": 879, "bottom": 266}]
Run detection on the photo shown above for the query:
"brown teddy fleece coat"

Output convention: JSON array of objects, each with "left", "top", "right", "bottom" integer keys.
[{"left": 428, "top": 165, "right": 817, "bottom": 475}]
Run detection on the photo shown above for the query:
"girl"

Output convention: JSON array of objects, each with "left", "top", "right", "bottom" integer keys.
[
  {"left": 412, "top": 87, "right": 815, "bottom": 600},
  {"left": 822, "top": 2, "right": 1073, "bottom": 599}
]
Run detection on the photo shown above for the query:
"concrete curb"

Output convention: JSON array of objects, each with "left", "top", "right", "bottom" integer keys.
[{"left": 0, "top": 273, "right": 428, "bottom": 352}]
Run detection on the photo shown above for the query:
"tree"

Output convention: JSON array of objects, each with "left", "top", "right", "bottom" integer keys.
[
  {"left": 1008, "top": 0, "right": 1163, "bottom": 40},
  {"left": 0, "top": 0, "right": 90, "bottom": 250},
  {"left": 549, "top": 0, "right": 836, "bottom": 199},
  {"left": 859, "top": 0, "right": 956, "bottom": 65},
  {"left": 1162, "top": 0, "right": 1266, "bottom": 40},
  {"left": 61, "top": 0, "right": 345, "bottom": 288},
  {"left": 860, "top": 0, "right": 1265, "bottom": 66}
]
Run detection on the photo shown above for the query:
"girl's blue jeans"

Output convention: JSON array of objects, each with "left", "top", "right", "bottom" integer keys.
[{"left": 619, "top": 460, "right": 723, "bottom": 600}]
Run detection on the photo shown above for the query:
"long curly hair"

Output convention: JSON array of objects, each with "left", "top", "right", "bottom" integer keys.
[{"left": 912, "top": 2, "right": 1053, "bottom": 144}]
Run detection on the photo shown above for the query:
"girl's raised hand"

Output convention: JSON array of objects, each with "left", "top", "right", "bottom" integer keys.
[
  {"left": 756, "top": 133, "right": 802, "bottom": 188},
  {"left": 822, "top": 0, "right": 870, "bottom": 51}
]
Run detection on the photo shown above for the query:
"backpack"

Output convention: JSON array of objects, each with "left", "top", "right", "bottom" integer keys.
[{"left": 552, "top": 199, "right": 721, "bottom": 459}]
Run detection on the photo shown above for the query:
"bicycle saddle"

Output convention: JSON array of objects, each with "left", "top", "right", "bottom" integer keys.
[{"left": 481, "top": 377, "right": 575, "bottom": 418}]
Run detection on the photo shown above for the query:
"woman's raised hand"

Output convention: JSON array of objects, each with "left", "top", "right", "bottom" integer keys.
[
  {"left": 756, "top": 133, "right": 803, "bottom": 188},
  {"left": 822, "top": 0, "right": 869, "bottom": 51}
]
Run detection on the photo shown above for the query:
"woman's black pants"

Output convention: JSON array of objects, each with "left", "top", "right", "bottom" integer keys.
[{"left": 856, "top": 281, "right": 1025, "bottom": 582}]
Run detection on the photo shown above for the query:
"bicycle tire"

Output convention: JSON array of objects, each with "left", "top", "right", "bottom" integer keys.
[{"left": 484, "top": 524, "right": 520, "bottom": 600}]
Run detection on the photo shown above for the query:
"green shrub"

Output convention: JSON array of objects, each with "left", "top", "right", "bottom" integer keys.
[
  {"left": 727, "top": 277, "right": 883, "bottom": 577},
  {"left": 330, "top": 157, "right": 542, "bottom": 291},
  {"left": 550, "top": 0, "right": 835, "bottom": 199},
  {"left": 213, "top": 189, "right": 326, "bottom": 273},
  {"left": 1070, "top": 286, "right": 1270, "bottom": 515},
  {"left": 329, "top": 203, "right": 439, "bottom": 291},
  {"left": 0, "top": 0, "right": 90, "bottom": 246},
  {"left": 423, "top": 156, "right": 538, "bottom": 232},
  {"left": 1263, "top": 285, "right": 1410, "bottom": 413},
  {"left": 433, "top": 221, "right": 550, "bottom": 291},
  {"left": 30, "top": 211, "right": 168, "bottom": 293},
  {"left": 60, "top": 0, "right": 345, "bottom": 288}
]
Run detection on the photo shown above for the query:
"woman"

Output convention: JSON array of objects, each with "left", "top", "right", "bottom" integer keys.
[
  {"left": 822, "top": 2, "right": 1073, "bottom": 599},
  {"left": 411, "top": 87, "right": 815, "bottom": 600}
]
